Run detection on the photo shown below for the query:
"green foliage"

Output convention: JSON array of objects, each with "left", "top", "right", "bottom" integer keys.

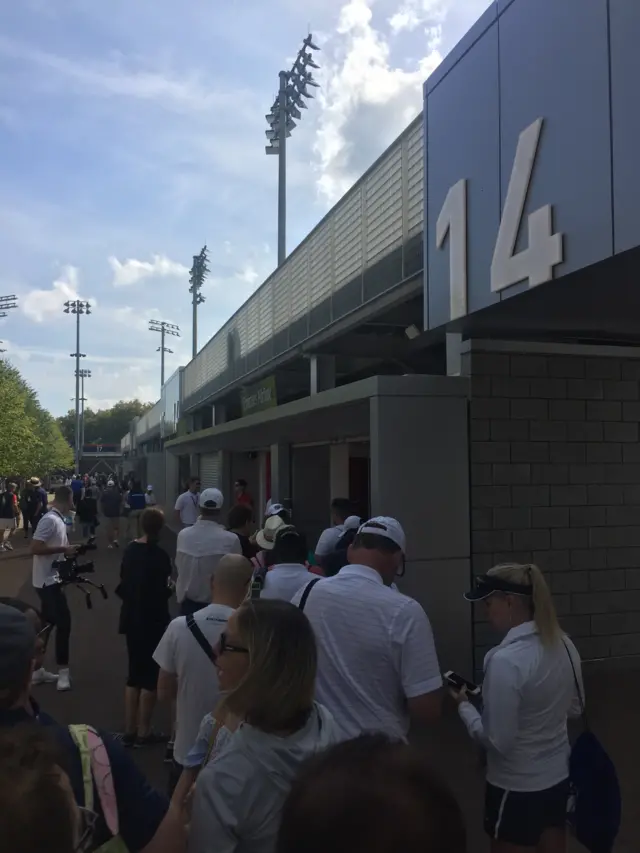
[
  {"left": 56, "top": 399, "right": 153, "bottom": 446},
  {"left": 0, "top": 361, "right": 73, "bottom": 477}
]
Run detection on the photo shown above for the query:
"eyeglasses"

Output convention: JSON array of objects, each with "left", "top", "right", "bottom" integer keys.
[
  {"left": 219, "top": 631, "right": 249, "bottom": 655},
  {"left": 75, "top": 807, "right": 98, "bottom": 852}
]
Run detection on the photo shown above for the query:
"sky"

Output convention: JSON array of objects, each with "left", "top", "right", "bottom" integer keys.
[{"left": 0, "top": 0, "right": 491, "bottom": 416}]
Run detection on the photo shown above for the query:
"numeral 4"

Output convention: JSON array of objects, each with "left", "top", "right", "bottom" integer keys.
[{"left": 491, "top": 117, "right": 563, "bottom": 292}]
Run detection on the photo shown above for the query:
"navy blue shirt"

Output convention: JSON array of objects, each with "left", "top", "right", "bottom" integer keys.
[
  {"left": 128, "top": 491, "right": 146, "bottom": 511},
  {"left": 0, "top": 701, "right": 168, "bottom": 851}
]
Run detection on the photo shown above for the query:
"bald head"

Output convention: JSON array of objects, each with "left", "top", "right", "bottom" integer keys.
[{"left": 211, "top": 554, "right": 253, "bottom": 608}]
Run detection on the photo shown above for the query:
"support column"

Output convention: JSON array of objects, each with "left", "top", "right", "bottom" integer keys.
[
  {"left": 446, "top": 332, "right": 463, "bottom": 376},
  {"left": 370, "top": 389, "right": 472, "bottom": 675},
  {"left": 212, "top": 402, "right": 227, "bottom": 425},
  {"left": 258, "top": 450, "right": 269, "bottom": 515},
  {"left": 189, "top": 453, "right": 199, "bottom": 479},
  {"left": 219, "top": 451, "right": 232, "bottom": 509},
  {"left": 165, "top": 451, "right": 179, "bottom": 509},
  {"left": 310, "top": 355, "right": 336, "bottom": 395},
  {"left": 329, "top": 444, "right": 349, "bottom": 504},
  {"left": 269, "top": 442, "right": 291, "bottom": 505}
]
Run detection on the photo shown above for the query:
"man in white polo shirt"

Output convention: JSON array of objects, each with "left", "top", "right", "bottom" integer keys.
[
  {"left": 292, "top": 516, "right": 442, "bottom": 741},
  {"left": 174, "top": 477, "right": 201, "bottom": 528},
  {"left": 174, "top": 488, "right": 241, "bottom": 616}
]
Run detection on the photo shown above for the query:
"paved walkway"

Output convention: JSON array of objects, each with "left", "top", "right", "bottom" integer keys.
[{"left": 1, "top": 529, "right": 636, "bottom": 852}]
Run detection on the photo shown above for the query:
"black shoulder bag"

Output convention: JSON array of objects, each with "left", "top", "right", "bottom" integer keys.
[
  {"left": 186, "top": 613, "right": 216, "bottom": 662},
  {"left": 298, "top": 578, "right": 321, "bottom": 612}
]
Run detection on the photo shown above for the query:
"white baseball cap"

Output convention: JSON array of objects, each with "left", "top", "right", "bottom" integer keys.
[
  {"left": 199, "top": 488, "right": 224, "bottom": 509},
  {"left": 343, "top": 515, "right": 361, "bottom": 530},
  {"left": 146, "top": 485, "right": 153, "bottom": 491},
  {"left": 357, "top": 516, "right": 406, "bottom": 553},
  {"left": 265, "top": 502, "right": 286, "bottom": 518},
  {"left": 256, "top": 514, "right": 286, "bottom": 550}
]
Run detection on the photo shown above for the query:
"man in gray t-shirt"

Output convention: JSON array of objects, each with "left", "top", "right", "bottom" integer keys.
[{"left": 154, "top": 554, "right": 253, "bottom": 790}]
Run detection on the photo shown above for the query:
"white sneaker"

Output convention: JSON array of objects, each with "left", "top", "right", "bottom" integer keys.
[
  {"left": 32, "top": 667, "right": 59, "bottom": 686},
  {"left": 56, "top": 669, "right": 72, "bottom": 691},
  {"left": 4, "top": 541, "right": 13, "bottom": 551}
]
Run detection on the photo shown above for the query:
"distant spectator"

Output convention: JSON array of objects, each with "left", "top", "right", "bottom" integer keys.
[
  {"left": 252, "top": 514, "right": 287, "bottom": 571},
  {"left": 227, "top": 503, "right": 257, "bottom": 560},
  {"left": 277, "top": 734, "right": 466, "bottom": 853},
  {"left": 314, "top": 498, "right": 353, "bottom": 567},
  {"left": 0, "top": 483, "right": 19, "bottom": 552},
  {"left": 234, "top": 478, "right": 254, "bottom": 509},
  {"left": 125, "top": 481, "right": 146, "bottom": 540},
  {"left": 319, "top": 515, "right": 361, "bottom": 578},
  {"left": 116, "top": 508, "right": 172, "bottom": 747},
  {"left": 69, "top": 475, "right": 84, "bottom": 510},
  {"left": 76, "top": 485, "right": 98, "bottom": 539},
  {"left": 100, "top": 481, "right": 123, "bottom": 549},
  {"left": 261, "top": 526, "right": 312, "bottom": 601},
  {"left": 174, "top": 477, "right": 201, "bottom": 528},
  {"left": 145, "top": 485, "right": 157, "bottom": 507}
]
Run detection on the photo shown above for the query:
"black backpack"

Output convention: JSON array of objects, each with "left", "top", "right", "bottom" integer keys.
[{"left": 322, "top": 527, "right": 358, "bottom": 578}]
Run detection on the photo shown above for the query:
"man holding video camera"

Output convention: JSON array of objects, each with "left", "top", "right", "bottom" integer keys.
[{"left": 29, "top": 485, "right": 79, "bottom": 692}]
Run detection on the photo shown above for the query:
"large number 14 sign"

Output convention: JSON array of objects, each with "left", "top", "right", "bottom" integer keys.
[{"left": 435, "top": 117, "right": 564, "bottom": 321}]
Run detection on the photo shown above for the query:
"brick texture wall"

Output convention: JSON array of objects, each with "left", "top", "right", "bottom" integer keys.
[{"left": 464, "top": 346, "right": 640, "bottom": 667}]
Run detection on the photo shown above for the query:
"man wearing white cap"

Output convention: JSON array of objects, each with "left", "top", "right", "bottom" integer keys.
[
  {"left": 291, "top": 516, "right": 443, "bottom": 742},
  {"left": 174, "top": 488, "right": 241, "bottom": 616}
]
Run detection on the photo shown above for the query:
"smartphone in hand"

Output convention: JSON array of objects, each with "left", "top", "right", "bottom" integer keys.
[{"left": 444, "top": 670, "right": 481, "bottom": 696}]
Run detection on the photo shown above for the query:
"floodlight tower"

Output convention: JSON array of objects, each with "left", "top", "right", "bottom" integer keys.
[{"left": 265, "top": 34, "right": 321, "bottom": 266}]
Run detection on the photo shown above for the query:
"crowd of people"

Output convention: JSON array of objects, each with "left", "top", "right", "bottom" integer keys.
[{"left": 0, "top": 474, "right": 609, "bottom": 853}]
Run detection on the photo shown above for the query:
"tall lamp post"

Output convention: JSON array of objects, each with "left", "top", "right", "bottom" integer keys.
[
  {"left": 0, "top": 294, "right": 18, "bottom": 319},
  {"left": 149, "top": 320, "right": 180, "bottom": 392},
  {"left": 76, "top": 369, "right": 91, "bottom": 451},
  {"left": 64, "top": 300, "right": 91, "bottom": 474},
  {"left": 189, "top": 246, "right": 209, "bottom": 359},
  {"left": 265, "top": 34, "right": 321, "bottom": 267}
]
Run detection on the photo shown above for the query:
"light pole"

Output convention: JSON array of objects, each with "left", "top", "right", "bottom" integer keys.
[
  {"left": 189, "top": 246, "right": 209, "bottom": 359},
  {"left": 64, "top": 300, "right": 91, "bottom": 474},
  {"left": 265, "top": 34, "right": 320, "bottom": 266},
  {"left": 149, "top": 320, "right": 180, "bottom": 392},
  {"left": 76, "top": 369, "right": 91, "bottom": 451},
  {"left": 0, "top": 294, "right": 18, "bottom": 319}
]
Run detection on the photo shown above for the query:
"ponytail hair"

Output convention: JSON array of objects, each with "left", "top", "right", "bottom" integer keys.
[{"left": 487, "top": 562, "right": 562, "bottom": 647}]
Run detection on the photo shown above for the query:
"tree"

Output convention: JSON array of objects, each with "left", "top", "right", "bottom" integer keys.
[
  {"left": 0, "top": 361, "right": 73, "bottom": 477},
  {"left": 56, "top": 399, "right": 154, "bottom": 446}
]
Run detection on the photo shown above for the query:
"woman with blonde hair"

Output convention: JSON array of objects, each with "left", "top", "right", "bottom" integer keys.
[
  {"left": 187, "top": 598, "right": 339, "bottom": 853},
  {"left": 452, "top": 563, "right": 584, "bottom": 853}
]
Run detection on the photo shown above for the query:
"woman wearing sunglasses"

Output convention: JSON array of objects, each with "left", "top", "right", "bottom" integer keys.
[
  {"left": 452, "top": 563, "right": 585, "bottom": 853},
  {"left": 187, "top": 598, "right": 339, "bottom": 853}
]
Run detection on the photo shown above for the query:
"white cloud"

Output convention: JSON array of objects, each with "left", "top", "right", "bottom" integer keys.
[
  {"left": 236, "top": 264, "right": 260, "bottom": 286},
  {"left": 389, "top": 0, "right": 446, "bottom": 33},
  {"left": 313, "top": 0, "right": 443, "bottom": 203},
  {"left": 21, "top": 265, "right": 95, "bottom": 323},
  {"left": 109, "top": 254, "right": 189, "bottom": 287}
]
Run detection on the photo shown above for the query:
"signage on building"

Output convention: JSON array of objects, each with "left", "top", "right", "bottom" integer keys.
[
  {"left": 241, "top": 375, "right": 277, "bottom": 417},
  {"left": 82, "top": 443, "right": 119, "bottom": 454}
]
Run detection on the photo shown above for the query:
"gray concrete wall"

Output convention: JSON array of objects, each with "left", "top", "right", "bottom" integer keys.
[
  {"left": 145, "top": 453, "right": 166, "bottom": 507},
  {"left": 464, "top": 341, "right": 640, "bottom": 667},
  {"left": 292, "top": 445, "right": 330, "bottom": 550},
  {"left": 370, "top": 387, "right": 472, "bottom": 677}
]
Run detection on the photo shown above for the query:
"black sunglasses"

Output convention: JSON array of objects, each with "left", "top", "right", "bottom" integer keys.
[{"left": 219, "top": 631, "right": 249, "bottom": 655}]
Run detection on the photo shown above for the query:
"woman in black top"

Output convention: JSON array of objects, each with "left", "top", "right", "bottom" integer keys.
[
  {"left": 227, "top": 503, "right": 259, "bottom": 560},
  {"left": 116, "top": 507, "right": 172, "bottom": 747}
]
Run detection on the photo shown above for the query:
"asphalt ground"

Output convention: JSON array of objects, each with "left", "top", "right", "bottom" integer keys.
[{"left": 0, "top": 522, "right": 637, "bottom": 853}]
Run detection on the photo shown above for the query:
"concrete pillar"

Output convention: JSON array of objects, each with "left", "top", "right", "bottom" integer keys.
[
  {"left": 329, "top": 443, "right": 349, "bottom": 504},
  {"left": 270, "top": 442, "right": 291, "bottom": 504},
  {"left": 219, "top": 451, "right": 232, "bottom": 510},
  {"left": 258, "top": 450, "right": 268, "bottom": 515},
  {"left": 446, "top": 332, "right": 463, "bottom": 376},
  {"left": 189, "top": 453, "right": 199, "bottom": 479},
  {"left": 213, "top": 402, "right": 227, "bottom": 425},
  {"left": 369, "top": 390, "right": 472, "bottom": 675},
  {"left": 165, "top": 452, "right": 179, "bottom": 508},
  {"left": 310, "top": 355, "right": 336, "bottom": 395}
]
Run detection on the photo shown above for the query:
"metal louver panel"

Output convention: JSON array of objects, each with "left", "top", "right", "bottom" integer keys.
[
  {"left": 246, "top": 298, "right": 259, "bottom": 352},
  {"left": 199, "top": 452, "right": 221, "bottom": 489},
  {"left": 259, "top": 281, "right": 274, "bottom": 343},
  {"left": 333, "top": 187, "right": 362, "bottom": 290},
  {"left": 365, "top": 143, "right": 403, "bottom": 264},
  {"left": 289, "top": 250, "right": 308, "bottom": 321},
  {"left": 309, "top": 221, "right": 332, "bottom": 307},
  {"left": 406, "top": 120, "right": 424, "bottom": 236},
  {"left": 273, "top": 269, "right": 290, "bottom": 332}
]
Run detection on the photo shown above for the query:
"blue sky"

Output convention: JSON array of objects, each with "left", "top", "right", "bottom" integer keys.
[{"left": 0, "top": 0, "right": 490, "bottom": 416}]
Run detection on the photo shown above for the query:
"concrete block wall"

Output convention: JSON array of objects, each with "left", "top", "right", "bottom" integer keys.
[{"left": 464, "top": 342, "right": 640, "bottom": 667}]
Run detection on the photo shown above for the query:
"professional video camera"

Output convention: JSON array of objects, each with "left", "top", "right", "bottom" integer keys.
[{"left": 51, "top": 537, "right": 108, "bottom": 609}]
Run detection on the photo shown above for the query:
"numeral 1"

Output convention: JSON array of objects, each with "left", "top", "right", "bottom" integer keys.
[{"left": 436, "top": 179, "right": 467, "bottom": 321}]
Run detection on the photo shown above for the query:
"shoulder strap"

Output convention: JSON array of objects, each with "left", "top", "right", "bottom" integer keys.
[
  {"left": 563, "top": 639, "right": 588, "bottom": 728},
  {"left": 298, "top": 578, "right": 321, "bottom": 612},
  {"left": 85, "top": 727, "right": 120, "bottom": 837},
  {"left": 186, "top": 613, "right": 216, "bottom": 661},
  {"left": 68, "top": 724, "right": 94, "bottom": 812}
]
